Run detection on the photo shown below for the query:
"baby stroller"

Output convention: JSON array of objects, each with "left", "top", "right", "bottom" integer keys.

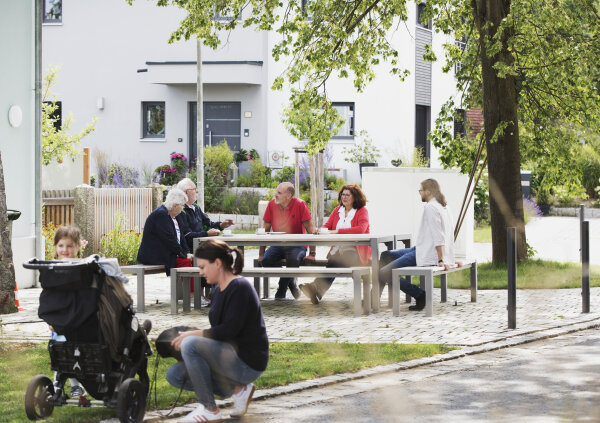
[{"left": 23, "top": 256, "right": 152, "bottom": 423}]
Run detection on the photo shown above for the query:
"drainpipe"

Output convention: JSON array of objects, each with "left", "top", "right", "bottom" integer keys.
[{"left": 34, "top": 0, "right": 43, "bottom": 282}]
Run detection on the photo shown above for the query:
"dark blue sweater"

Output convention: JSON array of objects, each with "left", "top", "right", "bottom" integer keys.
[
  {"left": 136, "top": 205, "right": 189, "bottom": 275},
  {"left": 206, "top": 277, "right": 269, "bottom": 372}
]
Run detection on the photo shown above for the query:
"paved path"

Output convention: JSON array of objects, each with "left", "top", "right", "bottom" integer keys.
[{"left": 473, "top": 216, "right": 600, "bottom": 264}]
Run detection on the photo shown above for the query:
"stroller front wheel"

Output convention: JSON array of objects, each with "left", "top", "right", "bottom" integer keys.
[
  {"left": 117, "top": 378, "right": 146, "bottom": 423},
  {"left": 25, "top": 375, "right": 55, "bottom": 420}
]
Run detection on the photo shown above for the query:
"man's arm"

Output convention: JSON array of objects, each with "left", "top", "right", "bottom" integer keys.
[{"left": 435, "top": 245, "right": 450, "bottom": 271}]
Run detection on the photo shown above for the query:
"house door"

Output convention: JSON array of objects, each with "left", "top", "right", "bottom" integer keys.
[{"left": 188, "top": 102, "right": 241, "bottom": 160}]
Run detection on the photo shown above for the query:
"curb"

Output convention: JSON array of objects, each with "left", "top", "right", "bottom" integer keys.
[{"left": 141, "top": 316, "right": 600, "bottom": 422}]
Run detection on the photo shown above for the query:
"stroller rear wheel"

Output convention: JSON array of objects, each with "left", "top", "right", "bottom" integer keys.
[
  {"left": 25, "top": 375, "right": 55, "bottom": 420},
  {"left": 117, "top": 378, "right": 146, "bottom": 423}
]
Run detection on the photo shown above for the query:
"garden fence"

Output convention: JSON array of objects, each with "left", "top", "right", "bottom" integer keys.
[{"left": 42, "top": 190, "right": 74, "bottom": 226}]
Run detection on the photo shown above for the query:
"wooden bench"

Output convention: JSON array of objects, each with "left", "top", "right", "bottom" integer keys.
[
  {"left": 391, "top": 261, "right": 477, "bottom": 317},
  {"left": 242, "top": 267, "right": 372, "bottom": 316},
  {"left": 251, "top": 258, "right": 328, "bottom": 299},
  {"left": 169, "top": 267, "right": 204, "bottom": 314},
  {"left": 121, "top": 264, "right": 166, "bottom": 313}
]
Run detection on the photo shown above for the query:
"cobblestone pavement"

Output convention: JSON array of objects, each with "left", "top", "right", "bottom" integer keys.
[{"left": 2, "top": 246, "right": 599, "bottom": 346}]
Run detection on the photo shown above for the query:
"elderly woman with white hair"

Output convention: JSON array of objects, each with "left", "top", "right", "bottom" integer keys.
[{"left": 137, "top": 188, "right": 195, "bottom": 276}]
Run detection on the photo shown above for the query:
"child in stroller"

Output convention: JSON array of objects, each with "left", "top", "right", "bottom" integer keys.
[{"left": 24, "top": 254, "right": 153, "bottom": 423}]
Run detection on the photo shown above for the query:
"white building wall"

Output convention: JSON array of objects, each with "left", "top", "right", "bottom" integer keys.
[
  {"left": 43, "top": 1, "right": 458, "bottom": 182},
  {"left": 1, "top": 0, "right": 38, "bottom": 287}
]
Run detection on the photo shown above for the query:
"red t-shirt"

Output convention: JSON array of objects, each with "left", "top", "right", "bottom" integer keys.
[{"left": 263, "top": 197, "right": 311, "bottom": 234}]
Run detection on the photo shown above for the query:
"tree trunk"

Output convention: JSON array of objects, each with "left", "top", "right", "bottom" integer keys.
[
  {"left": 0, "top": 153, "right": 18, "bottom": 314},
  {"left": 472, "top": 0, "right": 527, "bottom": 263}
]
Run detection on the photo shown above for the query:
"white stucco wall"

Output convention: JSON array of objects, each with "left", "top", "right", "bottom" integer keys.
[
  {"left": 1, "top": 0, "right": 38, "bottom": 287},
  {"left": 43, "top": 1, "right": 459, "bottom": 184},
  {"left": 362, "top": 167, "right": 473, "bottom": 259}
]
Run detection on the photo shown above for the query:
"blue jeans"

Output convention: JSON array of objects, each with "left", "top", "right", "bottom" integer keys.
[
  {"left": 166, "top": 337, "right": 263, "bottom": 409},
  {"left": 379, "top": 247, "right": 423, "bottom": 299},
  {"left": 261, "top": 246, "right": 306, "bottom": 290}
]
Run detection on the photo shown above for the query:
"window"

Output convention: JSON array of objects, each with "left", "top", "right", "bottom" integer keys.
[
  {"left": 212, "top": 5, "right": 241, "bottom": 21},
  {"left": 302, "top": 0, "right": 314, "bottom": 19},
  {"left": 416, "top": 3, "right": 431, "bottom": 29},
  {"left": 415, "top": 105, "right": 431, "bottom": 162},
  {"left": 332, "top": 103, "right": 355, "bottom": 139},
  {"left": 454, "top": 109, "right": 467, "bottom": 139},
  {"left": 454, "top": 39, "right": 467, "bottom": 74},
  {"left": 142, "top": 102, "right": 165, "bottom": 138},
  {"left": 44, "top": 101, "right": 62, "bottom": 131},
  {"left": 43, "top": 0, "right": 62, "bottom": 23}
]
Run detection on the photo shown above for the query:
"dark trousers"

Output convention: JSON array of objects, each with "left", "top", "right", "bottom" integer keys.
[{"left": 261, "top": 246, "right": 307, "bottom": 290}]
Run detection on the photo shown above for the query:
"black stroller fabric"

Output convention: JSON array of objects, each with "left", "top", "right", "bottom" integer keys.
[{"left": 98, "top": 275, "right": 134, "bottom": 359}]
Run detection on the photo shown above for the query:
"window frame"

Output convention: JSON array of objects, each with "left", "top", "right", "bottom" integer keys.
[
  {"left": 141, "top": 101, "right": 166, "bottom": 139},
  {"left": 416, "top": 3, "right": 432, "bottom": 30},
  {"left": 331, "top": 102, "right": 355, "bottom": 140},
  {"left": 43, "top": 0, "right": 62, "bottom": 24},
  {"left": 454, "top": 108, "right": 467, "bottom": 139}
]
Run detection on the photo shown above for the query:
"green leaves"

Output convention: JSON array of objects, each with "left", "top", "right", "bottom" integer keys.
[{"left": 42, "top": 66, "right": 97, "bottom": 166}]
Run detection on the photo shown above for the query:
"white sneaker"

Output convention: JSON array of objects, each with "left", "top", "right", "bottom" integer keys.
[
  {"left": 231, "top": 383, "right": 256, "bottom": 417},
  {"left": 178, "top": 405, "right": 222, "bottom": 423}
]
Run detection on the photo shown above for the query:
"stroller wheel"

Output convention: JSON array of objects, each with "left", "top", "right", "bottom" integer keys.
[
  {"left": 117, "top": 378, "right": 146, "bottom": 423},
  {"left": 25, "top": 375, "right": 55, "bottom": 420}
]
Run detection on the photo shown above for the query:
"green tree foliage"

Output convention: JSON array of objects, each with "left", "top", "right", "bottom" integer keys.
[{"left": 42, "top": 66, "right": 98, "bottom": 165}]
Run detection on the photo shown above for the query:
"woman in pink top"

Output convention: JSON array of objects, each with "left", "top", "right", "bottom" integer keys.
[{"left": 299, "top": 184, "right": 371, "bottom": 304}]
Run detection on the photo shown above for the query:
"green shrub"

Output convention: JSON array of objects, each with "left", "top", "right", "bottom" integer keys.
[
  {"left": 300, "top": 191, "right": 311, "bottom": 208},
  {"left": 205, "top": 141, "right": 234, "bottom": 184},
  {"left": 249, "top": 159, "right": 275, "bottom": 188},
  {"left": 329, "top": 199, "right": 339, "bottom": 213},
  {"left": 577, "top": 143, "right": 600, "bottom": 198},
  {"left": 274, "top": 166, "right": 295, "bottom": 184},
  {"left": 329, "top": 176, "right": 346, "bottom": 193},
  {"left": 99, "top": 212, "right": 142, "bottom": 265},
  {"left": 236, "top": 174, "right": 253, "bottom": 187},
  {"left": 474, "top": 174, "right": 490, "bottom": 224}
]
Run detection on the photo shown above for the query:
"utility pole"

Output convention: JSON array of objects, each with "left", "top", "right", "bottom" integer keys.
[{"left": 196, "top": 39, "right": 204, "bottom": 209}]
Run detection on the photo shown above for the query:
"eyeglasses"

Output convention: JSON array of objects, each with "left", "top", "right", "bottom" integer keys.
[
  {"left": 186, "top": 188, "right": 198, "bottom": 192},
  {"left": 340, "top": 193, "right": 352, "bottom": 197},
  {"left": 418, "top": 189, "right": 424, "bottom": 193}
]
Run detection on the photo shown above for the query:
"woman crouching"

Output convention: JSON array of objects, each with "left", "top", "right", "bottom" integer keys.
[{"left": 167, "top": 239, "right": 268, "bottom": 423}]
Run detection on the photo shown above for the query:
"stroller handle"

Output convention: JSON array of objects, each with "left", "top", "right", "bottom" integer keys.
[{"left": 23, "top": 255, "right": 100, "bottom": 270}]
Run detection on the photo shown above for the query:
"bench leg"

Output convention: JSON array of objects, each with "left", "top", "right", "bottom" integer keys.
[
  {"left": 170, "top": 269, "right": 178, "bottom": 315},
  {"left": 253, "top": 277, "right": 261, "bottom": 298},
  {"left": 362, "top": 272, "right": 371, "bottom": 315},
  {"left": 387, "top": 282, "right": 392, "bottom": 308},
  {"left": 470, "top": 262, "right": 478, "bottom": 302},
  {"left": 182, "top": 277, "right": 191, "bottom": 312},
  {"left": 392, "top": 270, "right": 400, "bottom": 317},
  {"left": 353, "top": 271, "right": 362, "bottom": 317},
  {"left": 263, "top": 277, "right": 270, "bottom": 299},
  {"left": 441, "top": 274, "right": 447, "bottom": 303},
  {"left": 425, "top": 271, "right": 433, "bottom": 317},
  {"left": 405, "top": 276, "right": 411, "bottom": 303},
  {"left": 136, "top": 271, "right": 145, "bottom": 313},
  {"left": 194, "top": 276, "right": 202, "bottom": 310}
]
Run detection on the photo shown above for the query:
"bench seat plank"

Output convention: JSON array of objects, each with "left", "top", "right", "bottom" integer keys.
[
  {"left": 120, "top": 264, "right": 166, "bottom": 313},
  {"left": 391, "top": 261, "right": 477, "bottom": 317}
]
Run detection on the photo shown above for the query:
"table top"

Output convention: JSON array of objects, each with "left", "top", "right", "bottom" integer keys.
[{"left": 194, "top": 233, "right": 409, "bottom": 247}]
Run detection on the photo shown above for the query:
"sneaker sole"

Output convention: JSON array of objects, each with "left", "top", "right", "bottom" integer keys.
[{"left": 230, "top": 384, "right": 256, "bottom": 418}]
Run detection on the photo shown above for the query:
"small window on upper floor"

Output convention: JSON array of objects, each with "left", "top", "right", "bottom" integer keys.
[
  {"left": 417, "top": 3, "right": 432, "bottom": 29},
  {"left": 43, "top": 101, "right": 62, "bottom": 130},
  {"left": 302, "top": 0, "right": 314, "bottom": 20},
  {"left": 43, "top": 0, "right": 62, "bottom": 24},
  {"left": 142, "top": 102, "right": 165, "bottom": 138},
  {"left": 212, "top": 6, "right": 241, "bottom": 21},
  {"left": 332, "top": 103, "right": 355, "bottom": 139}
]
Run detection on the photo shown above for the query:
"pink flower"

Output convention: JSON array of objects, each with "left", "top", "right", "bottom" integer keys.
[{"left": 80, "top": 239, "right": 88, "bottom": 249}]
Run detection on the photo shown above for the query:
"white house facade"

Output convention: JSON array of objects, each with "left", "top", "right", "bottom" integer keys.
[{"left": 42, "top": 0, "right": 459, "bottom": 184}]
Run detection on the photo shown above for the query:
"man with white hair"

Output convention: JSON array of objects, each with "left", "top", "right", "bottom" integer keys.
[{"left": 176, "top": 178, "right": 234, "bottom": 251}]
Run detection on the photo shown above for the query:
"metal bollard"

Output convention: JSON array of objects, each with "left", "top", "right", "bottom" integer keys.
[
  {"left": 580, "top": 204, "right": 585, "bottom": 262},
  {"left": 507, "top": 227, "right": 517, "bottom": 329},
  {"left": 582, "top": 220, "right": 590, "bottom": 313}
]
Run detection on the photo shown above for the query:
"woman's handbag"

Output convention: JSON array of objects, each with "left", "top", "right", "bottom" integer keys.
[{"left": 155, "top": 326, "right": 198, "bottom": 361}]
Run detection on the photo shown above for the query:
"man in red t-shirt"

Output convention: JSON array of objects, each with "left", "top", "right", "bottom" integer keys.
[{"left": 259, "top": 182, "right": 316, "bottom": 300}]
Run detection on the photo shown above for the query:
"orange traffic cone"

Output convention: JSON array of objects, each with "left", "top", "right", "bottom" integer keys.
[{"left": 14, "top": 284, "right": 24, "bottom": 311}]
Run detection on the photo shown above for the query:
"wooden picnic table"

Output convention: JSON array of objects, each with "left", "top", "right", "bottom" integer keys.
[{"left": 193, "top": 233, "right": 411, "bottom": 312}]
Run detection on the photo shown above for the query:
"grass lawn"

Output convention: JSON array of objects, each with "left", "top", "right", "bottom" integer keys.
[
  {"left": 445, "top": 259, "right": 600, "bottom": 289},
  {"left": 0, "top": 342, "right": 454, "bottom": 423},
  {"left": 474, "top": 224, "right": 492, "bottom": 243}
]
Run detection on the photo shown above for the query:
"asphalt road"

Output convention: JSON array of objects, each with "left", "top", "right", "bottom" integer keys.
[{"left": 238, "top": 328, "right": 600, "bottom": 422}]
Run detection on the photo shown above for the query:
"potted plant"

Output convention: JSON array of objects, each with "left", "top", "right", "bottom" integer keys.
[
  {"left": 235, "top": 148, "right": 253, "bottom": 176},
  {"left": 342, "top": 131, "right": 382, "bottom": 177}
]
